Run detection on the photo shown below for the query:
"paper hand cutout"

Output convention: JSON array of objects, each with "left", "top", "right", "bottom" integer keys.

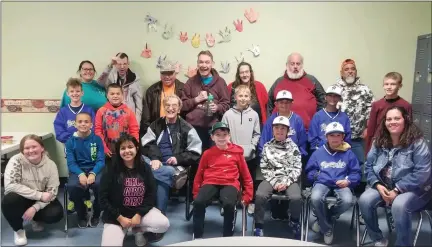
[
  {"left": 244, "top": 8, "right": 259, "bottom": 23},
  {"left": 233, "top": 19, "right": 243, "bottom": 32},
  {"left": 174, "top": 62, "right": 182, "bottom": 74},
  {"left": 179, "top": 32, "right": 188, "bottom": 43},
  {"left": 219, "top": 61, "right": 231, "bottom": 74},
  {"left": 145, "top": 14, "right": 158, "bottom": 32},
  {"left": 140, "top": 43, "right": 152, "bottom": 58},
  {"left": 205, "top": 33, "right": 215, "bottom": 47},
  {"left": 235, "top": 52, "right": 244, "bottom": 63},
  {"left": 186, "top": 66, "right": 197, "bottom": 78},
  {"left": 218, "top": 27, "right": 232, "bottom": 43},
  {"left": 191, "top": 33, "right": 201, "bottom": 48},
  {"left": 156, "top": 55, "right": 167, "bottom": 68},
  {"left": 162, "top": 24, "right": 174, "bottom": 39},
  {"left": 247, "top": 44, "right": 260, "bottom": 57}
]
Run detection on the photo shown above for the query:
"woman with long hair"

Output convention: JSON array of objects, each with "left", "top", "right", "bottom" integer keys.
[
  {"left": 100, "top": 134, "right": 169, "bottom": 246},
  {"left": 359, "top": 106, "right": 431, "bottom": 246}
]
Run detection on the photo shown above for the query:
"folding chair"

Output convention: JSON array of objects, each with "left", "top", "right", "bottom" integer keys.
[{"left": 63, "top": 183, "right": 69, "bottom": 233}]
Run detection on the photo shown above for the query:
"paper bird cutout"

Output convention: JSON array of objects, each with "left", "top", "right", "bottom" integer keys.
[
  {"left": 191, "top": 33, "right": 201, "bottom": 48},
  {"left": 233, "top": 19, "right": 243, "bottom": 32},
  {"left": 144, "top": 14, "right": 158, "bottom": 32},
  {"left": 218, "top": 27, "right": 232, "bottom": 43},
  {"left": 244, "top": 8, "right": 259, "bottom": 23},
  {"left": 186, "top": 66, "right": 197, "bottom": 78},
  {"left": 140, "top": 43, "right": 152, "bottom": 58},
  {"left": 179, "top": 32, "right": 188, "bottom": 43},
  {"left": 156, "top": 55, "right": 167, "bottom": 68},
  {"left": 162, "top": 24, "right": 174, "bottom": 40},
  {"left": 219, "top": 61, "right": 231, "bottom": 74},
  {"left": 235, "top": 53, "right": 244, "bottom": 63},
  {"left": 205, "top": 33, "right": 215, "bottom": 47},
  {"left": 247, "top": 44, "right": 260, "bottom": 57}
]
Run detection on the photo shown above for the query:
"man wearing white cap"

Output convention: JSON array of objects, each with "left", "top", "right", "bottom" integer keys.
[
  {"left": 254, "top": 116, "right": 303, "bottom": 239},
  {"left": 305, "top": 122, "right": 361, "bottom": 244},
  {"left": 308, "top": 85, "right": 351, "bottom": 151}
]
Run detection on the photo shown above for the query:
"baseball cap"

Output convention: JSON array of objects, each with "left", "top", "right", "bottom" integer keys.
[
  {"left": 210, "top": 122, "right": 230, "bottom": 134},
  {"left": 325, "top": 122, "right": 345, "bottom": 135},
  {"left": 341, "top": 59, "right": 356, "bottom": 70},
  {"left": 326, "top": 85, "right": 342, "bottom": 96},
  {"left": 160, "top": 60, "right": 176, "bottom": 72},
  {"left": 272, "top": 116, "right": 290, "bottom": 128},
  {"left": 276, "top": 90, "right": 293, "bottom": 101}
]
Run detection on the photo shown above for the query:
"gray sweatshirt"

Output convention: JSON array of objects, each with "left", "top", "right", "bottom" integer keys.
[{"left": 222, "top": 106, "right": 261, "bottom": 161}]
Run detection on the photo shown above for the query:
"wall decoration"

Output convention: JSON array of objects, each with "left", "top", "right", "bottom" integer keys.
[
  {"left": 1, "top": 99, "right": 60, "bottom": 113},
  {"left": 144, "top": 14, "right": 158, "bottom": 32},
  {"left": 162, "top": 24, "right": 174, "bottom": 39},
  {"left": 179, "top": 32, "right": 188, "bottom": 43},
  {"left": 235, "top": 52, "right": 245, "bottom": 63},
  {"left": 191, "top": 33, "right": 201, "bottom": 48},
  {"left": 186, "top": 66, "right": 198, "bottom": 78},
  {"left": 205, "top": 33, "right": 215, "bottom": 47},
  {"left": 233, "top": 19, "right": 243, "bottom": 32},
  {"left": 244, "top": 8, "right": 259, "bottom": 23},
  {"left": 174, "top": 62, "right": 182, "bottom": 74},
  {"left": 247, "top": 44, "right": 260, "bottom": 57},
  {"left": 218, "top": 27, "right": 232, "bottom": 43},
  {"left": 156, "top": 55, "right": 167, "bottom": 68},
  {"left": 141, "top": 43, "right": 152, "bottom": 58},
  {"left": 219, "top": 61, "right": 231, "bottom": 74}
]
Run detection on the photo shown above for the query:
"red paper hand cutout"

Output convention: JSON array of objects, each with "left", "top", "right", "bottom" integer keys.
[
  {"left": 140, "top": 43, "right": 152, "bottom": 58},
  {"left": 205, "top": 33, "right": 215, "bottom": 47},
  {"left": 180, "top": 32, "right": 188, "bottom": 43},
  {"left": 244, "top": 8, "right": 259, "bottom": 23},
  {"left": 186, "top": 66, "right": 197, "bottom": 78},
  {"left": 233, "top": 19, "right": 243, "bottom": 32}
]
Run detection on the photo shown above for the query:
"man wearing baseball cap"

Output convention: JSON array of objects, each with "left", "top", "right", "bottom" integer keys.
[
  {"left": 305, "top": 121, "right": 361, "bottom": 244},
  {"left": 140, "top": 60, "right": 185, "bottom": 138},
  {"left": 309, "top": 85, "right": 352, "bottom": 151}
]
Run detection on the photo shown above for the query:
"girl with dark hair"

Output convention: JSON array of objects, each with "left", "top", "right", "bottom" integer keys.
[
  {"left": 100, "top": 134, "right": 169, "bottom": 247},
  {"left": 359, "top": 106, "right": 431, "bottom": 246}
]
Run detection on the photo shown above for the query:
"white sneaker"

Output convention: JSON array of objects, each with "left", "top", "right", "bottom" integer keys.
[
  {"left": 324, "top": 230, "right": 333, "bottom": 245},
  {"left": 135, "top": 232, "right": 147, "bottom": 246},
  {"left": 31, "top": 221, "right": 44, "bottom": 232},
  {"left": 374, "top": 238, "right": 388, "bottom": 246},
  {"left": 14, "top": 229, "right": 27, "bottom": 246},
  {"left": 247, "top": 203, "right": 255, "bottom": 215},
  {"left": 311, "top": 220, "right": 320, "bottom": 233}
]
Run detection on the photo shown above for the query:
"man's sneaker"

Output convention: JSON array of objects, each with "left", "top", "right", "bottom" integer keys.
[
  {"left": 135, "top": 232, "right": 147, "bottom": 247},
  {"left": 253, "top": 228, "right": 264, "bottom": 236},
  {"left": 145, "top": 232, "right": 164, "bottom": 243},
  {"left": 31, "top": 221, "right": 44, "bottom": 232},
  {"left": 311, "top": 220, "right": 320, "bottom": 233},
  {"left": 67, "top": 201, "right": 75, "bottom": 214},
  {"left": 14, "top": 229, "right": 27, "bottom": 246},
  {"left": 247, "top": 203, "right": 255, "bottom": 215},
  {"left": 374, "top": 238, "right": 389, "bottom": 247},
  {"left": 324, "top": 230, "right": 334, "bottom": 245},
  {"left": 89, "top": 217, "right": 99, "bottom": 228},
  {"left": 290, "top": 220, "right": 301, "bottom": 240},
  {"left": 84, "top": 200, "right": 93, "bottom": 210},
  {"left": 78, "top": 219, "right": 88, "bottom": 228}
]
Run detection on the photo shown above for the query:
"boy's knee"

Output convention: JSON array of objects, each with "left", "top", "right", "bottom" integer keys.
[
  {"left": 154, "top": 215, "right": 170, "bottom": 233},
  {"left": 340, "top": 192, "right": 353, "bottom": 206},
  {"left": 289, "top": 192, "right": 302, "bottom": 202}
]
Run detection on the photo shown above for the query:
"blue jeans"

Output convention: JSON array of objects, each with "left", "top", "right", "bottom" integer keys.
[
  {"left": 359, "top": 188, "right": 430, "bottom": 246},
  {"left": 310, "top": 183, "right": 353, "bottom": 233},
  {"left": 351, "top": 138, "right": 365, "bottom": 181},
  {"left": 68, "top": 172, "right": 101, "bottom": 219}
]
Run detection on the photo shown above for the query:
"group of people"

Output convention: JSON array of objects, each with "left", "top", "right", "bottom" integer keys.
[{"left": 1, "top": 50, "right": 430, "bottom": 247}]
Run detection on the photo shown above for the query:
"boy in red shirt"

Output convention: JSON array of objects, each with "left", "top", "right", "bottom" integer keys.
[{"left": 192, "top": 122, "right": 253, "bottom": 239}]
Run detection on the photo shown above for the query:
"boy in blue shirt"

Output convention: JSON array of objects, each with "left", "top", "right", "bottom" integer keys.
[
  {"left": 305, "top": 122, "right": 361, "bottom": 244},
  {"left": 66, "top": 112, "right": 105, "bottom": 228},
  {"left": 308, "top": 85, "right": 351, "bottom": 151}
]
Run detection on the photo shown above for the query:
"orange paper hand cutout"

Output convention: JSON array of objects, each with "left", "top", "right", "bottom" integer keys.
[
  {"left": 233, "top": 19, "right": 243, "bottom": 32},
  {"left": 205, "top": 33, "right": 215, "bottom": 47},
  {"left": 186, "top": 66, "right": 197, "bottom": 78},
  {"left": 141, "top": 43, "right": 152, "bottom": 58},
  {"left": 191, "top": 33, "right": 200, "bottom": 48},
  {"left": 180, "top": 32, "right": 188, "bottom": 43},
  {"left": 244, "top": 8, "right": 259, "bottom": 23}
]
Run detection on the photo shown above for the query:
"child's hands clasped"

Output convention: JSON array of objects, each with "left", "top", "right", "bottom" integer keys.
[
  {"left": 274, "top": 183, "right": 287, "bottom": 192},
  {"left": 336, "top": 179, "right": 350, "bottom": 188}
]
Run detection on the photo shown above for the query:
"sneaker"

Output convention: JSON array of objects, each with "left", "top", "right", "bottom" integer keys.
[
  {"left": 374, "top": 238, "right": 388, "bottom": 246},
  {"left": 135, "top": 232, "right": 147, "bottom": 247},
  {"left": 84, "top": 200, "right": 93, "bottom": 210},
  {"left": 67, "top": 201, "right": 75, "bottom": 214},
  {"left": 253, "top": 228, "right": 264, "bottom": 237},
  {"left": 247, "top": 203, "right": 255, "bottom": 215},
  {"left": 78, "top": 219, "right": 88, "bottom": 228},
  {"left": 290, "top": 220, "right": 301, "bottom": 240},
  {"left": 324, "top": 230, "right": 334, "bottom": 245},
  {"left": 31, "top": 221, "right": 44, "bottom": 232},
  {"left": 145, "top": 232, "right": 164, "bottom": 243},
  {"left": 220, "top": 207, "right": 224, "bottom": 216},
  {"left": 89, "top": 217, "right": 99, "bottom": 228},
  {"left": 311, "top": 220, "right": 320, "bottom": 233},
  {"left": 14, "top": 230, "right": 27, "bottom": 246}
]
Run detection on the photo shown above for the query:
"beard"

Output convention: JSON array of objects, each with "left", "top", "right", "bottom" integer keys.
[
  {"left": 344, "top": 76, "right": 356, "bottom": 84},
  {"left": 287, "top": 69, "right": 304, "bottom": 79}
]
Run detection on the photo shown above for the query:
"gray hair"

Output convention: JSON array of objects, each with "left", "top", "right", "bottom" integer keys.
[{"left": 162, "top": 94, "right": 182, "bottom": 110}]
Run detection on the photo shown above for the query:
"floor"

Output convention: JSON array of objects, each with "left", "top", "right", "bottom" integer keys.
[{"left": 1, "top": 189, "right": 432, "bottom": 246}]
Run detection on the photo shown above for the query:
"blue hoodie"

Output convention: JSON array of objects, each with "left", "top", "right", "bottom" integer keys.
[
  {"left": 305, "top": 144, "right": 361, "bottom": 188},
  {"left": 308, "top": 109, "right": 351, "bottom": 150},
  {"left": 65, "top": 131, "right": 105, "bottom": 176},
  {"left": 258, "top": 112, "right": 307, "bottom": 157},
  {"left": 53, "top": 104, "right": 95, "bottom": 143}
]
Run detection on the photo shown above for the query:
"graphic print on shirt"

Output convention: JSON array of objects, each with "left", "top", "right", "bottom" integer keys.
[
  {"left": 320, "top": 160, "right": 346, "bottom": 169},
  {"left": 320, "top": 123, "right": 327, "bottom": 132},
  {"left": 123, "top": 177, "right": 145, "bottom": 207},
  {"left": 90, "top": 143, "right": 97, "bottom": 161},
  {"left": 67, "top": 120, "right": 75, "bottom": 128}
]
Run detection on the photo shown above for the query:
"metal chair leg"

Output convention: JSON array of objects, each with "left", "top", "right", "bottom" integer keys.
[
  {"left": 350, "top": 204, "right": 355, "bottom": 230},
  {"left": 242, "top": 204, "right": 246, "bottom": 236},
  {"left": 185, "top": 179, "right": 193, "bottom": 221},
  {"left": 305, "top": 199, "right": 310, "bottom": 241},
  {"left": 300, "top": 199, "right": 304, "bottom": 241},
  {"left": 425, "top": 210, "right": 432, "bottom": 243},
  {"left": 356, "top": 204, "right": 360, "bottom": 247},
  {"left": 413, "top": 211, "right": 423, "bottom": 246},
  {"left": 361, "top": 228, "right": 367, "bottom": 245},
  {"left": 64, "top": 184, "right": 68, "bottom": 233}
]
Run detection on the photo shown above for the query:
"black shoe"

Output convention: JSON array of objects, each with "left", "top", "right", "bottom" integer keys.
[
  {"left": 78, "top": 219, "right": 88, "bottom": 228},
  {"left": 144, "top": 232, "right": 164, "bottom": 243},
  {"left": 89, "top": 217, "right": 99, "bottom": 228}
]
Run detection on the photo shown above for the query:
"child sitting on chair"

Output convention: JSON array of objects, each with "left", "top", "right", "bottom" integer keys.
[
  {"left": 253, "top": 116, "right": 303, "bottom": 239},
  {"left": 192, "top": 122, "right": 253, "bottom": 239},
  {"left": 305, "top": 122, "right": 361, "bottom": 245}
]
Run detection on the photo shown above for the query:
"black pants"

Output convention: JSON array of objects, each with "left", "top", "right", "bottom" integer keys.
[
  {"left": 193, "top": 184, "right": 238, "bottom": 238},
  {"left": 1, "top": 192, "right": 63, "bottom": 231},
  {"left": 246, "top": 157, "right": 259, "bottom": 201},
  {"left": 193, "top": 126, "right": 213, "bottom": 152}
]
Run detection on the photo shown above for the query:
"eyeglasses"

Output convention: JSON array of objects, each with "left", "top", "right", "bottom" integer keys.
[
  {"left": 164, "top": 104, "right": 179, "bottom": 109},
  {"left": 81, "top": 68, "right": 95, "bottom": 72}
]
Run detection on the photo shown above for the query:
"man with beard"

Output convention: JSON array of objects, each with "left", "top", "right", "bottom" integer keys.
[
  {"left": 98, "top": 53, "right": 143, "bottom": 123},
  {"left": 267, "top": 53, "right": 326, "bottom": 132},
  {"left": 181, "top": 50, "right": 230, "bottom": 152}
]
